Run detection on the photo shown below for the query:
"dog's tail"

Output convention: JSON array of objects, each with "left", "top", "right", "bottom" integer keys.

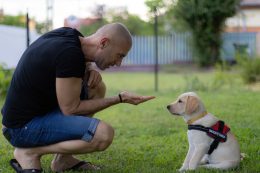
[{"left": 240, "top": 153, "right": 246, "bottom": 161}]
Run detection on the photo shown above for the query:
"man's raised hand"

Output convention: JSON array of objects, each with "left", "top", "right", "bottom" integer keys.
[{"left": 119, "top": 91, "right": 155, "bottom": 105}]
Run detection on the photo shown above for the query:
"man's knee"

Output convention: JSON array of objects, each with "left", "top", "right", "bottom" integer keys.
[
  {"left": 88, "top": 81, "right": 106, "bottom": 99},
  {"left": 92, "top": 121, "right": 114, "bottom": 151}
]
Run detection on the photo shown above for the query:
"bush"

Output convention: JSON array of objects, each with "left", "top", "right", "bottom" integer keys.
[
  {"left": 211, "top": 62, "right": 236, "bottom": 90},
  {"left": 236, "top": 54, "right": 260, "bottom": 84},
  {"left": 183, "top": 74, "right": 208, "bottom": 91},
  {"left": 183, "top": 62, "right": 240, "bottom": 92},
  {"left": 0, "top": 64, "right": 13, "bottom": 99}
]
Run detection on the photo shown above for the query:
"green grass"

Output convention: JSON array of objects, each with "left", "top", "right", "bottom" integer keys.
[{"left": 1, "top": 71, "right": 260, "bottom": 173}]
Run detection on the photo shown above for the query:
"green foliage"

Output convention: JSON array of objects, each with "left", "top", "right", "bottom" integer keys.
[
  {"left": 211, "top": 62, "right": 237, "bottom": 90},
  {"left": 236, "top": 54, "right": 260, "bottom": 84},
  {"left": 0, "top": 14, "right": 26, "bottom": 27},
  {"left": 35, "top": 21, "right": 47, "bottom": 34},
  {"left": 145, "top": 0, "right": 165, "bottom": 13},
  {"left": 0, "top": 64, "right": 13, "bottom": 99},
  {"left": 183, "top": 75, "right": 208, "bottom": 91},
  {"left": 0, "top": 14, "right": 46, "bottom": 34},
  {"left": 111, "top": 15, "right": 153, "bottom": 36},
  {"left": 80, "top": 10, "right": 154, "bottom": 36},
  {"left": 106, "top": 9, "right": 154, "bottom": 36},
  {"left": 171, "top": 0, "right": 240, "bottom": 67},
  {"left": 80, "top": 19, "right": 108, "bottom": 36},
  {"left": 182, "top": 64, "right": 241, "bottom": 92},
  {"left": 145, "top": 0, "right": 174, "bottom": 35}
]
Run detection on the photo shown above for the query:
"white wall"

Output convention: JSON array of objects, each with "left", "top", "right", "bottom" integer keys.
[
  {"left": 226, "top": 9, "right": 260, "bottom": 29},
  {"left": 0, "top": 25, "right": 40, "bottom": 68}
]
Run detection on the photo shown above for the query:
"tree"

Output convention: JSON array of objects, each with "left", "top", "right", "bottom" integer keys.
[
  {"left": 106, "top": 8, "right": 154, "bottom": 36},
  {"left": 145, "top": 0, "right": 172, "bottom": 35},
  {"left": 171, "top": 0, "right": 240, "bottom": 67},
  {"left": 0, "top": 14, "right": 26, "bottom": 27},
  {"left": 80, "top": 3, "right": 167, "bottom": 36},
  {"left": 35, "top": 21, "right": 47, "bottom": 34},
  {"left": 80, "top": 19, "right": 108, "bottom": 36},
  {"left": 80, "top": 6, "right": 153, "bottom": 36},
  {"left": 79, "top": 4, "right": 108, "bottom": 36},
  {"left": 0, "top": 14, "right": 46, "bottom": 34}
]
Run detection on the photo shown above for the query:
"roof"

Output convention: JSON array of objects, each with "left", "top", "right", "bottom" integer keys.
[{"left": 240, "top": 0, "right": 260, "bottom": 8}]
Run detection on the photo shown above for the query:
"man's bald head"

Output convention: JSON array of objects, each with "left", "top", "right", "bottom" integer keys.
[
  {"left": 81, "top": 23, "right": 132, "bottom": 70},
  {"left": 95, "top": 23, "right": 132, "bottom": 48}
]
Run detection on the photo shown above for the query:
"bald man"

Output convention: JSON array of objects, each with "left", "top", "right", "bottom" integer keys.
[{"left": 1, "top": 23, "right": 155, "bottom": 172}]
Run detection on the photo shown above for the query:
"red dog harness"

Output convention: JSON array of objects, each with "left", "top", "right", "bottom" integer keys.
[{"left": 188, "top": 121, "right": 230, "bottom": 155}]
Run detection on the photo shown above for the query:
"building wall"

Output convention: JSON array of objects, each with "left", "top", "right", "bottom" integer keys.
[
  {"left": 256, "top": 33, "right": 260, "bottom": 57},
  {"left": 122, "top": 33, "right": 257, "bottom": 65},
  {"left": 0, "top": 25, "right": 40, "bottom": 68},
  {"left": 226, "top": 9, "right": 260, "bottom": 32}
]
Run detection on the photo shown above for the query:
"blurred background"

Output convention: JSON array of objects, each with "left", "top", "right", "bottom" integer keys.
[
  {"left": 1, "top": 0, "right": 260, "bottom": 67},
  {"left": 0, "top": 0, "right": 260, "bottom": 96},
  {"left": 0, "top": 2, "right": 260, "bottom": 172}
]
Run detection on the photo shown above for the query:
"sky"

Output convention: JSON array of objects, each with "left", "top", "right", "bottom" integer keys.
[{"left": 0, "top": 0, "right": 149, "bottom": 29}]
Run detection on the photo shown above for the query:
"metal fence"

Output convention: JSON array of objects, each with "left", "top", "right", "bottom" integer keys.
[
  {"left": 221, "top": 32, "right": 256, "bottom": 60},
  {"left": 123, "top": 32, "right": 257, "bottom": 65}
]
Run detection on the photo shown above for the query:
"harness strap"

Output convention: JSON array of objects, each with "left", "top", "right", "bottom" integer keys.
[
  {"left": 188, "top": 120, "right": 228, "bottom": 155},
  {"left": 207, "top": 121, "right": 224, "bottom": 155},
  {"left": 188, "top": 125, "right": 208, "bottom": 132}
]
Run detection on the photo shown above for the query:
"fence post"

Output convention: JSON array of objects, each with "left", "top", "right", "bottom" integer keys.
[
  {"left": 154, "top": 7, "right": 158, "bottom": 92},
  {"left": 26, "top": 10, "right": 30, "bottom": 48}
]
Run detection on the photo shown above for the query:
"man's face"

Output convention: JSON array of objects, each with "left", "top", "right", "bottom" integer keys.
[{"left": 95, "top": 38, "right": 131, "bottom": 70}]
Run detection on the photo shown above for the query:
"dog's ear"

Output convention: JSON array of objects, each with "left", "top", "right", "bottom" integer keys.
[{"left": 185, "top": 96, "right": 199, "bottom": 114}]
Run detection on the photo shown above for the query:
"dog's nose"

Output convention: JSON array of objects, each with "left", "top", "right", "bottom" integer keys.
[{"left": 167, "top": 105, "right": 170, "bottom": 109}]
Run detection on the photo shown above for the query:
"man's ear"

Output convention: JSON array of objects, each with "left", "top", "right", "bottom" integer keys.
[
  {"left": 185, "top": 96, "right": 199, "bottom": 114},
  {"left": 99, "top": 37, "right": 110, "bottom": 49}
]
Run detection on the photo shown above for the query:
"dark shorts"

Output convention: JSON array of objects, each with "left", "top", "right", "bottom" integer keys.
[{"left": 2, "top": 109, "right": 100, "bottom": 148}]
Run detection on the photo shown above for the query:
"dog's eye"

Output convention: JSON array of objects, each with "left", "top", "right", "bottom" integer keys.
[{"left": 178, "top": 99, "right": 182, "bottom": 103}]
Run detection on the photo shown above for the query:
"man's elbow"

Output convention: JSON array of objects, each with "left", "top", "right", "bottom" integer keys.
[{"left": 59, "top": 104, "right": 80, "bottom": 115}]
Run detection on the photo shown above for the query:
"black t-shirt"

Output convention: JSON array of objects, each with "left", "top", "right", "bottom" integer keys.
[{"left": 1, "top": 27, "right": 86, "bottom": 128}]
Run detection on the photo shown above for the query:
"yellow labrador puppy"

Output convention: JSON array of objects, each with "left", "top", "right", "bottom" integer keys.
[{"left": 167, "top": 92, "right": 241, "bottom": 171}]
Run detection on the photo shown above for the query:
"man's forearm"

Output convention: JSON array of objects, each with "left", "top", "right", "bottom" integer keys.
[{"left": 72, "top": 96, "right": 121, "bottom": 116}]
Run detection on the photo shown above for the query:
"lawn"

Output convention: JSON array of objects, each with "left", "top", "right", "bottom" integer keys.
[{"left": 0, "top": 70, "right": 259, "bottom": 173}]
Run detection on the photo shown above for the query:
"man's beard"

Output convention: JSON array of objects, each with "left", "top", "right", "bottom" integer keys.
[{"left": 96, "top": 60, "right": 106, "bottom": 70}]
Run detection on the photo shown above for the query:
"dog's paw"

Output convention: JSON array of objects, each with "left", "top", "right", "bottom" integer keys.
[
  {"left": 200, "top": 154, "right": 209, "bottom": 165},
  {"left": 178, "top": 167, "right": 187, "bottom": 172},
  {"left": 240, "top": 153, "right": 247, "bottom": 160}
]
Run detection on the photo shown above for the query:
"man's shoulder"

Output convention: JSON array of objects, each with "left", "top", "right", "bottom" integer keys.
[{"left": 43, "top": 27, "right": 83, "bottom": 38}]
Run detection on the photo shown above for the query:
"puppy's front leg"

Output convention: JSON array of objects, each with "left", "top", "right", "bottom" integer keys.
[
  {"left": 200, "top": 154, "right": 209, "bottom": 165},
  {"left": 179, "top": 145, "right": 194, "bottom": 172},
  {"left": 188, "top": 144, "right": 209, "bottom": 170}
]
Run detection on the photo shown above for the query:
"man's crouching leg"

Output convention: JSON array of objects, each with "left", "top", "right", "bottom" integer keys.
[
  {"left": 50, "top": 80, "right": 108, "bottom": 171},
  {"left": 14, "top": 121, "right": 114, "bottom": 172},
  {"left": 51, "top": 120, "right": 114, "bottom": 172}
]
